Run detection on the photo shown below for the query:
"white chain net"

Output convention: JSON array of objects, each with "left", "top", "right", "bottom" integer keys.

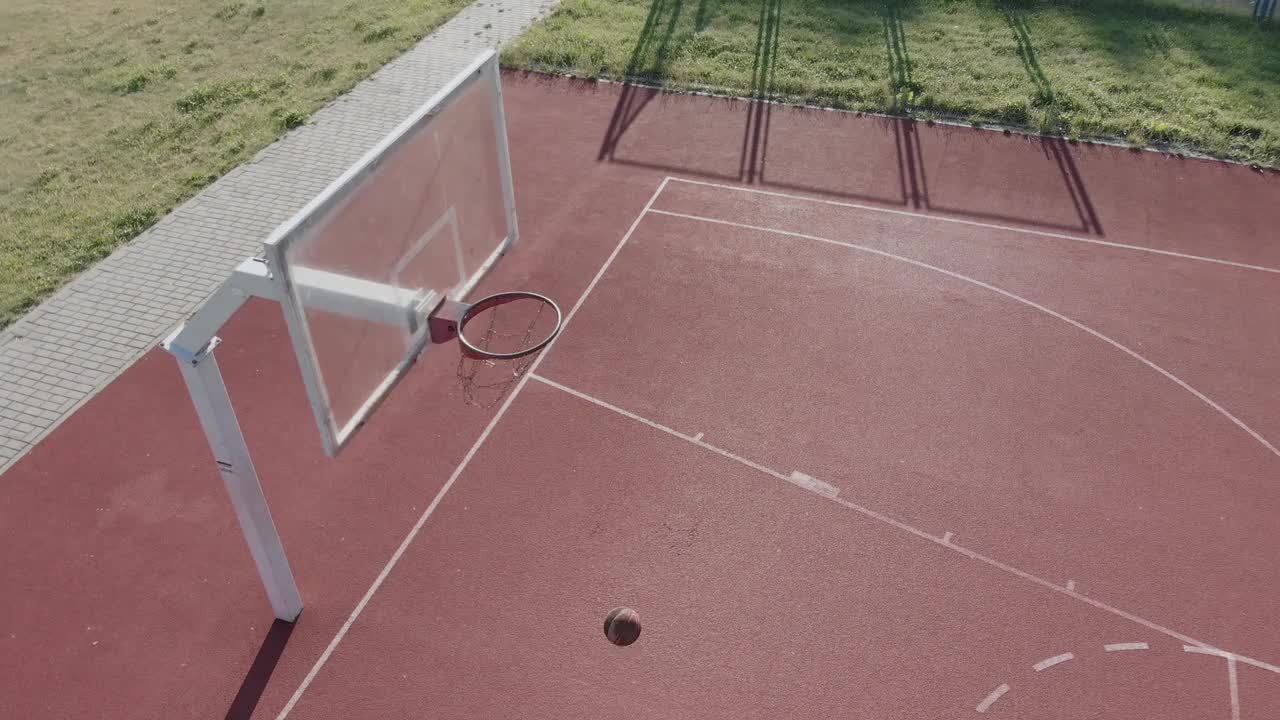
[{"left": 456, "top": 297, "right": 550, "bottom": 408}]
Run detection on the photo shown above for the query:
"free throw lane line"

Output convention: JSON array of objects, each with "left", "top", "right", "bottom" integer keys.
[
  {"left": 530, "top": 373, "right": 1280, "bottom": 676},
  {"left": 275, "top": 177, "right": 671, "bottom": 718}
]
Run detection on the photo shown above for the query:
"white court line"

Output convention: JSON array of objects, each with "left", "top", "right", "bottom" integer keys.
[
  {"left": 1185, "top": 646, "right": 1242, "bottom": 720},
  {"left": 976, "top": 683, "right": 1010, "bottom": 713},
  {"left": 665, "top": 177, "right": 1280, "bottom": 275},
  {"left": 274, "top": 177, "right": 672, "bottom": 719},
  {"left": 650, "top": 208, "right": 1280, "bottom": 461},
  {"left": 529, "top": 374, "right": 1280, "bottom": 676},
  {"left": 1034, "top": 653, "right": 1075, "bottom": 671},
  {"left": 788, "top": 471, "right": 840, "bottom": 498},
  {"left": 1105, "top": 642, "right": 1149, "bottom": 652},
  {"left": 532, "top": 374, "right": 789, "bottom": 482},
  {"left": 1066, "top": 580, "right": 1076, "bottom": 592},
  {"left": 1228, "top": 656, "right": 1241, "bottom": 720},
  {"left": 1186, "top": 645, "right": 1236, "bottom": 660}
]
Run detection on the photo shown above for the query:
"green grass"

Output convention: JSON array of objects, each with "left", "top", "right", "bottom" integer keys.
[
  {"left": 0, "top": 0, "right": 471, "bottom": 327},
  {"left": 505, "top": 0, "right": 1279, "bottom": 162}
]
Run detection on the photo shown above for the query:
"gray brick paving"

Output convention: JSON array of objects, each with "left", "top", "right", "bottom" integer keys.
[{"left": 0, "top": 0, "right": 559, "bottom": 474}]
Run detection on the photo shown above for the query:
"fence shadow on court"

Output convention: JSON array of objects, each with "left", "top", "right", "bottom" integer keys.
[
  {"left": 598, "top": 0, "right": 783, "bottom": 186},
  {"left": 597, "top": 0, "right": 694, "bottom": 163},
  {"left": 890, "top": 119, "right": 1103, "bottom": 236},
  {"left": 598, "top": 0, "right": 1105, "bottom": 236},
  {"left": 224, "top": 619, "right": 294, "bottom": 720},
  {"left": 888, "top": 2, "right": 1103, "bottom": 235}
]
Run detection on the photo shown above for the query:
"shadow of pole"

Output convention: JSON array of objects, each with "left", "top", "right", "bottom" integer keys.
[
  {"left": 1002, "top": 5, "right": 1105, "bottom": 235},
  {"left": 894, "top": 118, "right": 927, "bottom": 209},
  {"left": 881, "top": 2, "right": 917, "bottom": 109},
  {"left": 598, "top": 0, "right": 688, "bottom": 161},
  {"left": 896, "top": 112, "right": 1104, "bottom": 234},
  {"left": 881, "top": 2, "right": 920, "bottom": 208},
  {"left": 1004, "top": 8, "right": 1054, "bottom": 104},
  {"left": 224, "top": 619, "right": 295, "bottom": 720},
  {"left": 1045, "top": 137, "right": 1104, "bottom": 235},
  {"left": 600, "top": 0, "right": 782, "bottom": 184},
  {"left": 740, "top": 0, "right": 782, "bottom": 183}
]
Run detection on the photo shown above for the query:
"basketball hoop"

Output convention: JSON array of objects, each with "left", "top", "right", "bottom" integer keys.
[{"left": 428, "top": 291, "right": 563, "bottom": 407}]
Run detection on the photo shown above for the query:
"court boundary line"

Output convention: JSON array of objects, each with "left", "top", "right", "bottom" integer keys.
[
  {"left": 528, "top": 372, "right": 1280, "bottom": 677},
  {"left": 275, "top": 173, "right": 1278, "bottom": 717},
  {"left": 665, "top": 177, "right": 1280, "bottom": 275},
  {"left": 649, "top": 207, "right": 1280, "bottom": 461},
  {"left": 1186, "top": 646, "right": 1244, "bottom": 720},
  {"left": 273, "top": 177, "right": 672, "bottom": 719},
  {"left": 976, "top": 683, "right": 1010, "bottom": 713}
]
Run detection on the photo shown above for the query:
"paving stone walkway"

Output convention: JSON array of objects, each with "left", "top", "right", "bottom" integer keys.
[{"left": 0, "top": 0, "right": 560, "bottom": 473}]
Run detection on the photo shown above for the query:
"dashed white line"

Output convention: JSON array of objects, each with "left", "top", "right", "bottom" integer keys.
[
  {"left": 1033, "top": 653, "right": 1075, "bottom": 672},
  {"left": 1185, "top": 645, "right": 1233, "bottom": 659},
  {"left": 1104, "top": 642, "right": 1149, "bottom": 652},
  {"left": 976, "top": 683, "right": 1010, "bottom": 713},
  {"left": 788, "top": 471, "right": 839, "bottom": 498}
]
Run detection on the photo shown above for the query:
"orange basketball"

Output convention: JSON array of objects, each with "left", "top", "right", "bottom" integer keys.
[{"left": 604, "top": 607, "right": 642, "bottom": 646}]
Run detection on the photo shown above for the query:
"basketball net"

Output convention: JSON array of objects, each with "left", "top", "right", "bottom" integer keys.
[{"left": 455, "top": 297, "right": 551, "bottom": 408}]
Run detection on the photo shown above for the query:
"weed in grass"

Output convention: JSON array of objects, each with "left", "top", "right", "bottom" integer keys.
[
  {"left": 997, "top": 101, "right": 1030, "bottom": 125},
  {"left": 31, "top": 170, "right": 59, "bottom": 191},
  {"left": 1147, "top": 119, "right": 1179, "bottom": 142},
  {"left": 214, "top": 3, "right": 244, "bottom": 20},
  {"left": 118, "top": 73, "right": 149, "bottom": 94},
  {"left": 310, "top": 66, "right": 339, "bottom": 84},
  {"left": 362, "top": 25, "right": 399, "bottom": 43},
  {"left": 1227, "top": 122, "right": 1265, "bottom": 141},
  {"left": 175, "top": 77, "right": 262, "bottom": 114},
  {"left": 183, "top": 171, "right": 218, "bottom": 190},
  {"left": 280, "top": 110, "right": 308, "bottom": 129},
  {"left": 112, "top": 64, "right": 177, "bottom": 94},
  {"left": 110, "top": 207, "right": 157, "bottom": 241},
  {"left": 251, "top": 5, "right": 266, "bottom": 18}
]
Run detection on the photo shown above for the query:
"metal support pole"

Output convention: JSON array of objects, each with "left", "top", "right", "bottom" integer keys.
[{"left": 171, "top": 338, "right": 303, "bottom": 622}]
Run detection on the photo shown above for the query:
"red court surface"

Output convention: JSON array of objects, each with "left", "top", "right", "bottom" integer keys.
[{"left": 3, "top": 74, "right": 1279, "bottom": 719}]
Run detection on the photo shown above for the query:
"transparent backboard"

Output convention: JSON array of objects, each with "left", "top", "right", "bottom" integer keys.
[{"left": 263, "top": 50, "right": 516, "bottom": 456}]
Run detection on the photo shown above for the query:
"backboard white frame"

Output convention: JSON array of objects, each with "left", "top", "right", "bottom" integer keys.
[{"left": 262, "top": 50, "right": 517, "bottom": 456}]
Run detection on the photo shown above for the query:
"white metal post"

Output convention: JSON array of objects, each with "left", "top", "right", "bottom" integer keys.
[{"left": 171, "top": 338, "right": 303, "bottom": 622}]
